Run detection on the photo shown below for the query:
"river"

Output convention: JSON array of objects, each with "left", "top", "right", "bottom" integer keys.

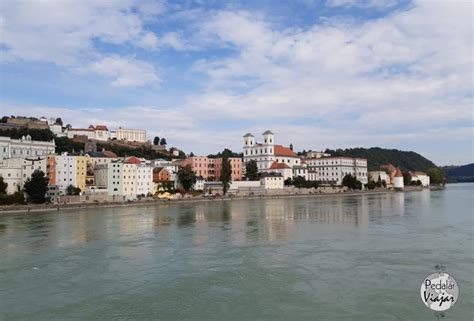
[{"left": 0, "top": 184, "right": 473, "bottom": 320}]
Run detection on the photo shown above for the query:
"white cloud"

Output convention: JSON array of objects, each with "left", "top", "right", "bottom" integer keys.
[
  {"left": 0, "top": 0, "right": 165, "bottom": 86},
  {"left": 77, "top": 56, "right": 160, "bottom": 87},
  {"left": 327, "top": 0, "right": 400, "bottom": 9},
  {"left": 138, "top": 31, "right": 194, "bottom": 51},
  {"left": 0, "top": 1, "right": 472, "bottom": 165},
  {"left": 187, "top": 1, "right": 472, "bottom": 132}
]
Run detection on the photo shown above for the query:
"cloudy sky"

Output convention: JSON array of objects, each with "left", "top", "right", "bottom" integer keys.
[{"left": 0, "top": 0, "right": 472, "bottom": 165}]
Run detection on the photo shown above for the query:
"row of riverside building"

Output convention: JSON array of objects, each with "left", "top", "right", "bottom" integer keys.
[{"left": 0, "top": 129, "right": 430, "bottom": 203}]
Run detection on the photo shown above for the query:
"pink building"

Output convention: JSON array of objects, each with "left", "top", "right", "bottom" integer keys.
[
  {"left": 181, "top": 156, "right": 242, "bottom": 181},
  {"left": 214, "top": 157, "right": 243, "bottom": 182}
]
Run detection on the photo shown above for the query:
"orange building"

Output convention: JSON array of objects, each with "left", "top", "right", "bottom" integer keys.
[{"left": 46, "top": 155, "right": 56, "bottom": 185}]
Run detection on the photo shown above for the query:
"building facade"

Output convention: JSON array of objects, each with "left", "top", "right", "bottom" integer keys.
[
  {"left": 260, "top": 173, "right": 284, "bottom": 189},
  {"left": 136, "top": 165, "right": 153, "bottom": 196},
  {"left": 242, "top": 130, "right": 306, "bottom": 182},
  {"left": 243, "top": 131, "right": 301, "bottom": 171},
  {"left": 410, "top": 171, "right": 430, "bottom": 186},
  {"left": 94, "top": 160, "right": 153, "bottom": 200},
  {"left": 181, "top": 156, "right": 243, "bottom": 181},
  {"left": 114, "top": 128, "right": 147, "bottom": 143},
  {"left": 0, "top": 136, "right": 55, "bottom": 160},
  {"left": 0, "top": 157, "right": 47, "bottom": 194},
  {"left": 306, "top": 157, "right": 368, "bottom": 185},
  {"left": 54, "top": 154, "right": 78, "bottom": 192}
]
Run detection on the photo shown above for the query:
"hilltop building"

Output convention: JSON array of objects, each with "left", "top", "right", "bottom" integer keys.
[{"left": 61, "top": 123, "right": 147, "bottom": 143}]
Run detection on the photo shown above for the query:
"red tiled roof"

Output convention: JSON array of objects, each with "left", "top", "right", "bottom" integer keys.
[
  {"left": 274, "top": 144, "right": 298, "bottom": 157},
  {"left": 394, "top": 168, "right": 403, "bottom": 177},
  {"left": 103, "top": 151, "right": 117, "bottom": 158},
  {"left": 381, "top": 164, "right": 397, "bottom": 173},
  {"left": 269, "top": 162, "right": 291, "bottom": 169},
  {"left": 95, "top": 125, "right": 109, "bottom": 131},
  {"left": 124, "top": 156, "right": 141, "bottom": 164},
  {"left": 69, "top": 128, "right": 93, "bottom": 131}
]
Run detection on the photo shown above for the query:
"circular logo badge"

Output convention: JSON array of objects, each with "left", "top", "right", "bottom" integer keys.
[{"left": 420, "top": 272, "right": 459, "bottom": 311}]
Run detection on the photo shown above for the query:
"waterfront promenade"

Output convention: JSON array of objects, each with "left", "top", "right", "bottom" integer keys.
[{"left": 0, "top": 187, "right": 429, "bottom": 215}]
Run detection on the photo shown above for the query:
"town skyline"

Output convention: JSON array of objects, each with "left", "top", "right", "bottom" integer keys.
[{"left": 1, "top": 1, "right": 472, "bottom": 166}]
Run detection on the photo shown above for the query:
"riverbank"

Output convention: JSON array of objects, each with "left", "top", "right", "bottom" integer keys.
[{"left": 0, "top": 187, "right": 433, "bottom": 215}]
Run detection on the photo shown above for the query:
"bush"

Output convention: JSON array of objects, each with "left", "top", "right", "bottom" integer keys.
[{"left": 0, "top": 191, "right": 25, "bottom": 205}]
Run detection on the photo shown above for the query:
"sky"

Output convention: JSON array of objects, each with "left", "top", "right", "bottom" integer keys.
[{"left": 0, "top": 0, "right": 472, "bottom": 166}]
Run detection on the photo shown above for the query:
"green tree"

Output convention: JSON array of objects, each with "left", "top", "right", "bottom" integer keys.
[
  {"left": 0, "top": 176, "right": 7, "bottom": 194},
  {"left": 55, "top": 117, "right": 63, "bottom": 126},
  {"left": 66, "top": 184, "right": 81, "bottom": 195},
  {"left": 220, "top": 156, "right": 232, "bottom": 195},
  {"left": 153, "top": 136, "right": 160, "bottom": 145},
  {"left": 160, "top": 138, "right": 167, "bottom": 145},
  {"left": 402, "top": 171, "right": 412, "bottom": 186},
  {"left": 427, "top": 167, "right": 446, "bottom": 185},
  {"left": 177, "top": 165, "right": 197, "bottom": 192},
  {"left": 342, "top": 174, "right": 362, "bottom": 190},
  {"left": 245, "top": 160, "right": 259, "bottom": 181},
  {"left": 23, "top": 170, "right": 49, "bottom": 203}
]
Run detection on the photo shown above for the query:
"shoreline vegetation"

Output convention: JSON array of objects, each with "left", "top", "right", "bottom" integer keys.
[{"left": 0, "top": 186, "right": 437, "bottom": 215}]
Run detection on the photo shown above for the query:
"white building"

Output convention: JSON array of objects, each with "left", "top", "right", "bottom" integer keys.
[
  {"left": 136, "top": 165, "right": 153, "bottom": 196},
  {"left": 306, "top": 151, "right": 331, "bottom": 159},
  {"left": 48, "top": 118, "right": 66, "bottom": 137},
  {"left": 0, "top": 136, "right": 55, "bottom": 160},
  {"left": 307, "top": 157, "right": 368, "bottom": 185},
  {"left": 193, "top": 176, "right": 205, "bottom": 191},
  {"left": 292, "top": 164, "right": 309, "bottom": 180},
  {"left": 260, "top": 173, "right": 284, "bottom": 189},
  {"left": 93, "top": 125, "right": 109, "bottom": 141},
  {"left": 410, "top": 171, "right": 430, "bottom": 187},
  {"left": 393, "top": 168, "right": 404, "bottom": 189},
  {"left": 55, "top": 153, "right": 78, "bottom": 191},
  {"left": 94, "top": 159, "right": 153, "bottom": 200},
  {"left": 264, "top": 162, "right": 293, "bottom": 180},
  {"left": 113, "top": 128, "right": 147, "bottom": 143},
  {"left": 243, "top": 130, "right": 301, "bottom": 177},
  {"left": 0, "top": 157, "right": 47, "bottom": 194},
  {"left": 369, "top": 171, "right": 390, "bottom": 184},
  {"left": 66, "top": 128, "right": 96, "bottom": 140}
]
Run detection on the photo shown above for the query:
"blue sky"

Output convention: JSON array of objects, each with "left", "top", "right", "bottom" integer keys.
[{"left": 0, "top": 0, "right": 472, "bottom": 165}]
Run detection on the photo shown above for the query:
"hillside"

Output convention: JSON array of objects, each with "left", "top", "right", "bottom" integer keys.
[
  {"left": 324, "top": 147, "right": 437, "bottom": 172},
  {"left": 442, "top": 164, "right": 474, "bottom": 182}
]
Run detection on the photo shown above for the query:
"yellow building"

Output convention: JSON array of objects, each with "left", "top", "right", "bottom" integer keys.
[{"left": 76, "top": 155, "right": 87, "bottom": 192}]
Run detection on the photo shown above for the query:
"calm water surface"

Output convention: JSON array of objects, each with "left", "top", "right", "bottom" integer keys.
[{"left": 0, "top": 184, "right": 473, "bottom": 320}]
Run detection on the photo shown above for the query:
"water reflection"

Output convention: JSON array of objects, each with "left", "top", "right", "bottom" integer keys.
[{"left": 0, "top": 193, "right": 409, "bottom": 253}]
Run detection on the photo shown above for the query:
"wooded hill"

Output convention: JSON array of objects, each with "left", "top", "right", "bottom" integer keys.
[
  {"left": 324, "top": 147, "right": 438, "bottom": 172},
  {"left": 442, "top": 164, "right": 474, "bottom": 182}
]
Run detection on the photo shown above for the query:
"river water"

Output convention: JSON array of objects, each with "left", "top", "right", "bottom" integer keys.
[{"left": 0, "top": 184, "right": 473, "bottom": 320}]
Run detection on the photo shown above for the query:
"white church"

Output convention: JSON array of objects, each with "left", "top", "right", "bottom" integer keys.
[{"left": 243, "top": 131, "right": 302, "bottom": 178}]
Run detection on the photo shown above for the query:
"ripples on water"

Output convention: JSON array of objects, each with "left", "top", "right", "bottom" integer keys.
[{"left": 0, "top": 184, "right": 473, "bottom": 320}]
